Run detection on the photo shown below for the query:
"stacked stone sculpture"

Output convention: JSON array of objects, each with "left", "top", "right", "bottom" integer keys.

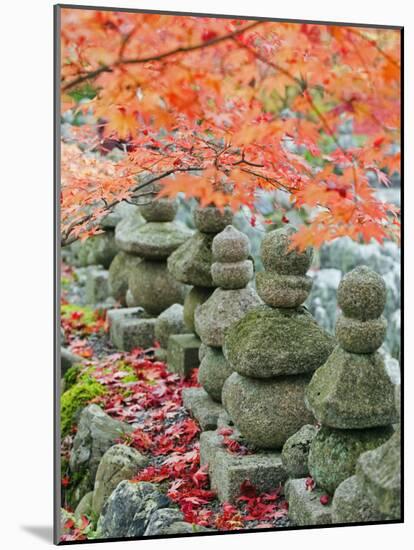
[
  {"left": 183, "top": 226, "right": 261, "bottom": 430},
  {"left": 108, "top": 190, "right": 192, "bottom": 351},
  {"left": 222, "top": 226, "right": 335, "bottom": 449},
  {"left": 166, "top": 205, "right": 233, "bottom": 377},
  {"left": 286, "top": 265, "right": 399, "bottom": 526}
]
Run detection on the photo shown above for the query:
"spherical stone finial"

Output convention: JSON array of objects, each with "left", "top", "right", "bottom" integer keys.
[
  {"left": 337, "top": 266, "right": 387, "bottom": 321},
  {"left": 193, "top": 205, "right": 233, "bottom": 234},
  {"left": 260, "top": 225, "right": 314, "bottom": 275},
  {"left": 212, "top": 225, "right": 250, "bottom": 263},
  {"left": 211, "top": 260, "right": 254, "bottom": 289}
]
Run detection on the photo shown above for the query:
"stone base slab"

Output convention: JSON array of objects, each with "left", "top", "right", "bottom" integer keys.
[
  {"left": 167, "top": 334, "right": 201, "bottom": 378},
  {"left": 200, "top": 431, "right": 287, "bottom": 503},
  {"left": 107, "top": 307, "right": 155, "bottom": 351},
  {"left": 182, "top": 388, "right": 224, "bottom": 431},
  {"left": 85, "top": 267, "right": 111, "bottom": 305},
  {"left": 285, "top": 478, "right": 332, "bottom": 526}
]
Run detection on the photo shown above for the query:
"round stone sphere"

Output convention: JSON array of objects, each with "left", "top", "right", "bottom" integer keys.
[
  {"left": 212, "top": 225, "right": 250, "bottom": 263},
  {"left": 224, "top": 305, "right": 335, "bottom": 378},
  {"left": 222, "top": 372, "right": 315, "bottom": 449},
  {"left": 256, "top": 272, "right": 312, "bottom": 308},
  {"left": 308, "top": 425, "right": 394, "bottom": 494},
  {"left": 198, "top": 346, "right": 234, "bottom": 402},
  {"left": 129, "top": 260, "right": 187, "bottom": 315},
  {"left": 335, "top": 315, "right": 387, "bottom": 353},
  {"left": 138, "top": 197, "right": 178, "bottom": 222},
  {"left": 260, "top": 226, "right": 314, "bottom": 275},
  {"left": 211, "top": 260, "right": 253, "bottom": 289},
  {"left": 337, "top": 266, "right": 387, "bottom": 321},
  {"left": 183, "top": 286, "right": 214, "bottom": 332},
  {"left": 193, "top": 206, "right": 233, "bottom": 234}
]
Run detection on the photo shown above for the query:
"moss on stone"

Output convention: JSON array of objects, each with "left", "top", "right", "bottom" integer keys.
[
  {"left": 61, "top": 377, "right": 106, "bottom": 437},
  {"left": 108, "top": 251, "right": 142, "bottom": 303},
  {"left": 63, "top": 364, "right": 82, "bottom": 389},
  {"left": 168, "top": 232, "right": 216, "bottom": 287}
]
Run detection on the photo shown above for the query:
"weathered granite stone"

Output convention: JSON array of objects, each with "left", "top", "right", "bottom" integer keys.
[
  {"left": 222, "top": 372, "right": 315, "bottom": 449},
  {"left": 168, "top": 232, "right": 216, "bottom": 287},
  {"left": 335, "top": 315, "right": 387, "bottom": 353},
  {"left": 61, "top": 347, "right": 83, "bottom": 376},
  {"left": 195, "top": 286, "right": 262, "bottom": 348},
  {"left": 167, "top": 334, "right": 201, "bottom": 378},
  {"left": 75, "top": 230, "right": 118, "bottom": 269},
  {"left": 224, "top": 305, "right": 335, "bottom": 378},
  {"left": 198, "top": 346, "right": 234, "bottom": 402},
  {"left": 285, "top": 478, "right": 332, "bottom": 526},
  {"left": 108, "top": 251, "right": 142, "bottom": 303},
  {"left": 92, "top": 445, "right": 149, "bottom": 517},
  {"left": 198, "top": 342, "right": 209, "bottom": 362},
  {"left": 193, "top": 206, "right": 233, "bottom": 234},
  {"left": 74, "top": 491, "right": 93, "bottom": 521},
  {"left": 109, "top": 308, "right": 156, "bottom": 351},
  {"left": 183, "top": 286, "right": 214, "bottom": 332},
  {"left": 125, "top": 289, "right": 139, "bottom": 307},
  {"left": 139, "top": 197, "right": 178, "bottom": 222},
  {"left": 85, "top": 267, "right": 110, "bottom": 304},
  {"left": 98, "top": 481, "right": 170, "bottom": 538},
  {"left": 123, "top": 222, "right": 192, "bottom": 260},
  {"left": 337, "top": 265, "right": 387, "bottom": 321},
  {"left": 356, "top": 428, "right": 401, "bottom": 519},
  {"left": 260, "top": 226, "right": 313, "bottom": 275},
  {"left": 154, "top": 521, "right": 212, "bottom": 535},
  {"left": 256, "top": 272, "right": 313, "bottom": 308},
  {"left": 332, "top": 475, "right": 387, "bottom": 524},
  {"left": 69, "top": 405, "right": 133, "bottom": 506},
  {"left": 129, "top": 260, "right": 187, "bottom": 315},
  {"left": 212, "top": 225, "right": 250, "bottom": 263},
  {"left": 308, "top": 425, "right": 393, "bottom": 494},
  {"left": 143, "top": 508, "right": 184, "bottom": 536},
  {"left": 182, "top": 388, "right": 224, "bottom": 431},
  {"left": 306, "top": 346, "right": 398, "bottom": 429},
  {"left": 154, "top": 304, "right": 188, "bottom": 349},
  {"left": 211, "top": 260, "right": 253, "bottom": 289},
  {"left": 200, "top": 430, "right": 287, "bottom": 503},
  {"left": 114, "top": 210, "right": 147, "bottom": 252},
  {"left": 281, "top": 424, "right": 318, "bottom": 478}
]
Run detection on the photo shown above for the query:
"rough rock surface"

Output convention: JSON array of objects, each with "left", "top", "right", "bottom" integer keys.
[
  {"left": 138, "top": 197, "right": 178, "bottom": 222},
  {"left": 168, "top": 232, "right": 216, "bottom": 287},
  {"left": 92, "top": 445, "right": 149, "bottom": 517},
  {"left": 335, "top": 314, "right": 387, "bottom": 353},
  {"left": 195, "top": 286, "right": 262, "bottom": 347},
  {"left": 198, "top": 346, "right": 234, "bottom": 402},
  {"left": 256, "top": 272, "right": 313, "bottom": 308},
  {"left": 154, "top": 303, "right": 188, "bottom": 348},
  {"left": 224, "top": 305, "right": 335, "bottom": 378},
  {"left": 285, "top": 478, "right": 332, "bottom": 526},
  {"left": 306, "top": 346, "right": 398, "bottom": 429},
  {"left": 183, "top": 286, "right": 214, "bottom": 332},
  {"left": 308, "top": 425, "right": 393, "bottom": 494},
  {"left": 211, "top": 260, "right": 253, "bottom": 289},
  {"left": 69, "top": 405, "right": 133, "bottom": 506},
  {"left": 122, "top": 221, "right": 192, "bottom": 259},
  {"left": 281, "top": 424, "right": 318, "bottom": 478},
  {"left": 260, "top": 226, "right": 313, "bottom": 275},
  {"left": 222, "top": 372, "right": 315, "bottom": 449},
  {"left": 337, "top": 265, "right": 387, "bottom": 321},
  {"left": 212, "top": 225, "right": 250, "bottom": 262},
  {"left": 182, "top": 388, "right": 224, "bottom": 431},
  {"left": 332, "top": 475, "right": 387, "bottom": 524},
  {"left": 114, "top": 211, "right": 146, "bottom": 252},
  {"left": 129, "top": 260, "right": 187, "bottom": 315},
  {"left": 74, "top": 231, "right": 118, "bottom": 269},
  {"left": 193, "top": 206, "right": 233, "bottom": 234},
  {"left": 98, "top": 481, "right": 171, "bottom": 538},
  {"left": 143, "top": 508, "right": 184, "bottom": 536},
  {"left": 108, "top": 251, "right": 142, "bottom": 303}
]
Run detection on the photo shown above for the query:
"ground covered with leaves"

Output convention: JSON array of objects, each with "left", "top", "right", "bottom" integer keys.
[{"left": 60, "top": 264, "right": 290, "bottom": 541}]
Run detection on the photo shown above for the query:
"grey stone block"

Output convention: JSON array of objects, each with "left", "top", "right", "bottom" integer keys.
[
  {"left": 107, "top": 307, "right": 155, "bottom": 351},
  {"left": 200, "top": 431, "right": 287, "bottom": 503},
  {"left": 85, "top": 267, "right": 111, "bottom": 304},
  {"left": 285, "top": 478, "right": 332, "bottom": 526},
  {"left": 167, "top": 334, "right": 201, "bottom": 378},
  {"left": 182, "top": 388, "right": 224, "bottom": 431}
]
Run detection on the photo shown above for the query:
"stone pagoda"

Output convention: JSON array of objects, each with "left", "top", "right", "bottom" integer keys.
[
  {"left": 199, "top": 225, "right": 335, "bottom": 503},
  {"left": 166, "top": 205, "right": 233, "bottom": 377},
  {"left": 108, "top": 189, "right": 192, "bottom": 351},
  {"left": 286, "top": 265, "right": 398, "bottom": 526},
  {"left": 183, "top": 225, "right": 261, "bottom": 429}
]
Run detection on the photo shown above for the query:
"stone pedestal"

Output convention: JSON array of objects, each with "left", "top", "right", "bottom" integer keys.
[
  {"left": 182, "top": 388, "right": 224, "bottom": 431},
  {"left": 167, "top": 334, "right": 201, "bottom": 378},
  {"left": 285, "top": 478, "right": 332, "bottom": 526},
  {"left": 200, "top": 431, "right": 287, "bottom": 503},
  {"left": 107, "top": 307, "right": 155, "bottom": 351}
]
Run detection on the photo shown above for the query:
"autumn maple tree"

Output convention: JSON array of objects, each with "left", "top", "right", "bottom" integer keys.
[{"left": 59, "top": 8, "right": 401, "bottom": 249}]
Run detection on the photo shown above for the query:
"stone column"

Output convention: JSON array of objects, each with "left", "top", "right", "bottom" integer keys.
[
  {"left": 183, "top": 225, "right": 261, "bottom": 429},
  {"left": 108, "top": 192, "right": 192, "bottom": 351},
  {"left": 286, "top": 265, "right": 399, "bottom": 526},
  {"left": 166, "top": 205, "right": 233, "bottom": 377},
  {"left": 200, "top": 226, "right": 335, "bottom": 503}
]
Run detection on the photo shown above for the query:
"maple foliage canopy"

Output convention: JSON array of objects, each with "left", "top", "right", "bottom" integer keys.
[{"left": 60, "top": 8, "right": 401, "bottom": 249}]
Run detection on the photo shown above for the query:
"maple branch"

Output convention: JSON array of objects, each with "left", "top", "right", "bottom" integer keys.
[
  {"left": 348, "top": 28, "right": 400, "bottom": 69},
  {"left": 62, "top": 21, "right": 263, "bottom": 92}
]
